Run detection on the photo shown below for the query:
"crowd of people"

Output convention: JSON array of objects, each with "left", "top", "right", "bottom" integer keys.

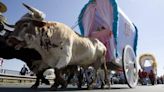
[
  {"left": 157, "top": 76, "right": 164, "bottom": 84},
  {"left": 138, "top": 69, "right": 156, "bottom": 85}
]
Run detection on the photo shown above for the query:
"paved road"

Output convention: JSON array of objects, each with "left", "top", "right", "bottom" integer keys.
[{"left": 0, "top": 84, "right": 164, "bottom": 92}]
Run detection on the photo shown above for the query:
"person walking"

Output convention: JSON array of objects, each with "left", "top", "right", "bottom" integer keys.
[
  {"left": 138, "top": 69, "right": 144, "bottom": 85},
  {"left": 149, "top": 70, "right": 155, "bottom": 85},
  {"left": 20, "top": 65, "right": 28, "bottom": 75}
]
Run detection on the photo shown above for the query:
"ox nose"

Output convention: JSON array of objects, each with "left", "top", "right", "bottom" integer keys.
[
  {"left": 6, "top": 37, "right": 19, "bottom": 47},
  {"left": 6, "top": 36, "right": 26, "bottom": 49}
]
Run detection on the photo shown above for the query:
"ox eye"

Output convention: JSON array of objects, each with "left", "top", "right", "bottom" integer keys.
[{"left": 22, "top": 23, "right": 28, "bottom": 27}]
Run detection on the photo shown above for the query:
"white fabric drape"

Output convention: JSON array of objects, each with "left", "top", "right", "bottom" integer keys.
[
  {"left": 95, "top": 0, "right": 116, "bottom": 60},
  {"left": 82, "top": 3, "right": 96, "bottom": 36},
  {"left": 81, "top": 0, "right": 117, "bottom": 61},
  {"left": 95, "top": 0, "right": 113, "bottom": 30}
]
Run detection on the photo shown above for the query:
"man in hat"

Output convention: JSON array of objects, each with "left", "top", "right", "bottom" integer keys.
[
  {"left": 0, "top": 2, "right": 7, "bottom": 13},
  {"left": 0, "top": 1, "right": 7, "bottom": 30},
  {"left": 0, "top": 1, "right": 14, "bottom": 39},
  {"left": 0, "top": 1, "right": 7, "bottom": 23}
]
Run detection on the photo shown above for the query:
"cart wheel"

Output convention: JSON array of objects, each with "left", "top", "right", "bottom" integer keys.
[{"left": 122, "top": 45, "right": 138, "bottom": 88}]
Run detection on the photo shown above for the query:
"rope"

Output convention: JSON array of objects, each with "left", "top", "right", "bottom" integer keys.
[{"left": 71, "top": 20, "right": 79, "bottom": 30}]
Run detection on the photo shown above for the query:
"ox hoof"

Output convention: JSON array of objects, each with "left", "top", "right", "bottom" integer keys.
[
  {"left": 42, "top": 79, "right": 50, "bottom": 85},
  {"left": 78, "top": 85, "right": 82, "bottom": 89},
  {"left": 61, "top": 82, "right": 67, "bottom": 89},
  {"left": 87, "top": 85, "right": 93, "bottom": 90},
  {"left": 101, "top": 84, "right": 110, "bottom": 89},
  {"left": 50, "top": 84, "right": 58, "bottom": 91},
  {"left": 61, "top": 85, "right": 67, "bottom": 89},
  {"left": 50, "top": 86, "right": 57, "bottom": 91},
  {"left": 31, "top": 85, "right": 38, "bottom": 89}
]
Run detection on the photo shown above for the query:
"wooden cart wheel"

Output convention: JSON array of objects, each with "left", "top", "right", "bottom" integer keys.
[{"left": 122, "top": 45, "right": 138, "bottom": 88}]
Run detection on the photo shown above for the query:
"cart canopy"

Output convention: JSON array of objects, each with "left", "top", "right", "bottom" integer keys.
[
  {"left": 78, "top": 0, "right": 138, "bottom": 61},
  {"left": 139, "top": 53, "right": 157, "bottom": 74}
]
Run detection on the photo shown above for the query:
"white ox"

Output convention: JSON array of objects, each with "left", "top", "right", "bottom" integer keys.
[{"left": 7, "top": 3, "right": 109, "bottom": 89}]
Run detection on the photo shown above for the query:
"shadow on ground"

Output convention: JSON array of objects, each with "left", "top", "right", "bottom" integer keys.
[{"left": 0, "top": 86, "right": 129, "bottom": 92}]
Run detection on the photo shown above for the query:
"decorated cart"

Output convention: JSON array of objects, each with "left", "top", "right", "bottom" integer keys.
[
  {"left": 78, "top": 0, "right": 138, "bottom": 88},
  {"left": 139, "top": 53, "right": 157, "bottom": 84}
]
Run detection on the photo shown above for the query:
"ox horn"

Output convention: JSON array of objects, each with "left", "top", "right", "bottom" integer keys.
[
  {"left": 3, "top": 21, "right": 15, "bottom": 28},
  {"left": 22, "top": 3, "right": 46, "bottom": 20}
]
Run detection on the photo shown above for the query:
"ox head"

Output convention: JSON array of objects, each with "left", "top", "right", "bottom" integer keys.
[{"left": 7, "top": 3, "right": 46, "bottom": 49}]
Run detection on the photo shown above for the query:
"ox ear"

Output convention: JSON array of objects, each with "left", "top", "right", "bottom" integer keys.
[{"left": 32, "top": 20, "right": 46, "bottom": 27}]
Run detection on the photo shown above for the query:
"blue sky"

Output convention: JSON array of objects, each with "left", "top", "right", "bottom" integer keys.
[{"left": 1, "top": 0, "right": 164, "bottom": 76}]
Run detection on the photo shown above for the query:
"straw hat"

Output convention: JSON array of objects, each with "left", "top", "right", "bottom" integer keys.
[{"left": 0, "top": 2, "right": 7, "bottom": 13}]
